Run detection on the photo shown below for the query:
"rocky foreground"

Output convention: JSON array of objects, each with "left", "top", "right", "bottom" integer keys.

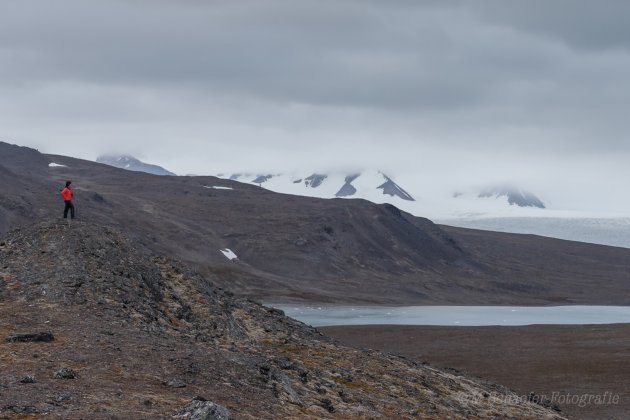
[{"left": 0, "top": 221, "right": 564, "bottom": 418}]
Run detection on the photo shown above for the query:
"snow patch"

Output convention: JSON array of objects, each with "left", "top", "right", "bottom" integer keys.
[
  {"left": 48, "top": 163, "right": 67, "bottom": 168},
  {"left": 220, "top": 248, "right": 238, "bottom": 261},
  {"left": 204, "top": 186, "right": 234, "bottom": 190}
]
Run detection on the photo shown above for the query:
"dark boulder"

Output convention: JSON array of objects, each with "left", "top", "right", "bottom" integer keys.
[{"left": 5, "top": 332, "right": 54, "bottom": 343}]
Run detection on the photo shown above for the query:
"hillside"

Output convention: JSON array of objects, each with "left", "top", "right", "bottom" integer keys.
[
  {"left": 0, "top": 221, "right": 563, "bottom": 418},
  {"left": 2, "top": 141, "right": 630, "bottom": 304}
]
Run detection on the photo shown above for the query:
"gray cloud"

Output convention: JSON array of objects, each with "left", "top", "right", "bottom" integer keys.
[
  {"left": 469, "top": 0, "right": 630, "bottom": 51},
  {"left": 1, "top": 1, "right": 629, "bottom": 212}
]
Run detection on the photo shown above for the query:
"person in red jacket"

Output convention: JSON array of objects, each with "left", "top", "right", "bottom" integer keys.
[{"left": 60, "top": 180, "right": 75, "bottom": 219}]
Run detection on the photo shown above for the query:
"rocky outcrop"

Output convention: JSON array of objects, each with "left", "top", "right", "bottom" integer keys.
[
  {"left": 177, "top": 399, "right": 231, "bottom": 420},
  {"left": 53, "top": 368, "right": 78, "bottom": 380}
]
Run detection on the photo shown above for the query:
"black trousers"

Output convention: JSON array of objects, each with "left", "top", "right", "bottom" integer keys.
[{"left": 63, "top": 201, "right": 75, "bottom": 219}]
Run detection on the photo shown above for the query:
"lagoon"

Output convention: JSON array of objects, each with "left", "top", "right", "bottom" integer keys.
[{"left": 269, "top": 305, "right": 630, "bottom": 327}]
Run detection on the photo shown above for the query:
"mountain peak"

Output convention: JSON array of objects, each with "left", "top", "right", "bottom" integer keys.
[
  {"left": 223, "top": 170, "right": 416, "bottom": 203},
  {"left": 478, "top": 185, "right": 545, "bottom": 208},
  {"left": 377, "top": 174, "right": 415, "bottom": 201},
  {"left": 303, "top": 173, "right": 328, "bottom": 188},
  {"left": 252, "top": 174, "right": 273, "bottom": 184},
  {"left": 96, "top": 154, "right": 175, "bottom": 176},
  {"left": 335, "top": 174, "right": 360, "bottom": 197}
]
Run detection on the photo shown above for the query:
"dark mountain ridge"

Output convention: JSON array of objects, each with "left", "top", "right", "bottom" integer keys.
[{"left": 2, "top": 141, "right": 630, "bottom": 305}]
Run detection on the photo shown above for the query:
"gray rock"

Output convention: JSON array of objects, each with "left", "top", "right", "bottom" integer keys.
[
  {"left": 19, "top": 375, "right": 36, "bottom": 384},
  {"left": 176, "top": 399, "right": 231, "bottom": 420},
  {"left": 272, "top": 370, "right": 301, "bottom": 404},
  {"left": 164, "top": 379, "right": 187, "bottom": 388},
  {"left": 53, "top": 368, "right": 77, "bottom": 379},
  {"left": 3, "top": 405, "right": 38, "bottom": 414}
]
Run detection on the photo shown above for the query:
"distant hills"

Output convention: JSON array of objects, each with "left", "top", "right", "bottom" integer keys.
[{"left": 96, "top": 154, "right": 175, "bottom": 176}]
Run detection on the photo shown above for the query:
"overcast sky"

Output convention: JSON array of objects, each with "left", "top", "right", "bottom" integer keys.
[{"left": 2, "top": 1, "right": 630, "bottom": 212}]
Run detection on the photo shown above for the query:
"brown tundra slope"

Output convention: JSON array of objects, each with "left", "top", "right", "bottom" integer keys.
[
  {"left": 1, "top": 141, "right": 630, "bottom": 304},
  {"left": 0, "top": 221, "right": 564, "bottom": 419}
]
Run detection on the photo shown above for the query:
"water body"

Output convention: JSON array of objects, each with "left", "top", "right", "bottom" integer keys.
[
  {"left": 438, "top": 217, "right": 630, "bottom": 249},
  {"left": 270, "top": 305, "right": 630, "bottom": 327}
]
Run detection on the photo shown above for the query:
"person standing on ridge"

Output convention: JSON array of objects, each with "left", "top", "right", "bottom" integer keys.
[{"left": 61, "top": 180, "right": 75, "bottom": 219}]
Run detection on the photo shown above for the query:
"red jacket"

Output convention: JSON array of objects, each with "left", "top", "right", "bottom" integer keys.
[{"left": 61, "top": 187, "right": 73, "bottom": 201}]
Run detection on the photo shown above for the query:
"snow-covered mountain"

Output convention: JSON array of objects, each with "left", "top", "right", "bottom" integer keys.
[
  {"left": 218, "top": 170, "right": 552, "bottom": 218},
  {"left": 477, "top": 186, "right": 545, "bottom": 208},
  {"left": 225, "top": 170, "right": 630, "bottom": 248},
  {"left": 96, "top": 155, "right": 176, "bottom": 176},
  {"left": 226, "top": 170, "right": 416, "bottom": 203},
  {"left": 452, "top": 185, "right": 545, "bottom": 209}
]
